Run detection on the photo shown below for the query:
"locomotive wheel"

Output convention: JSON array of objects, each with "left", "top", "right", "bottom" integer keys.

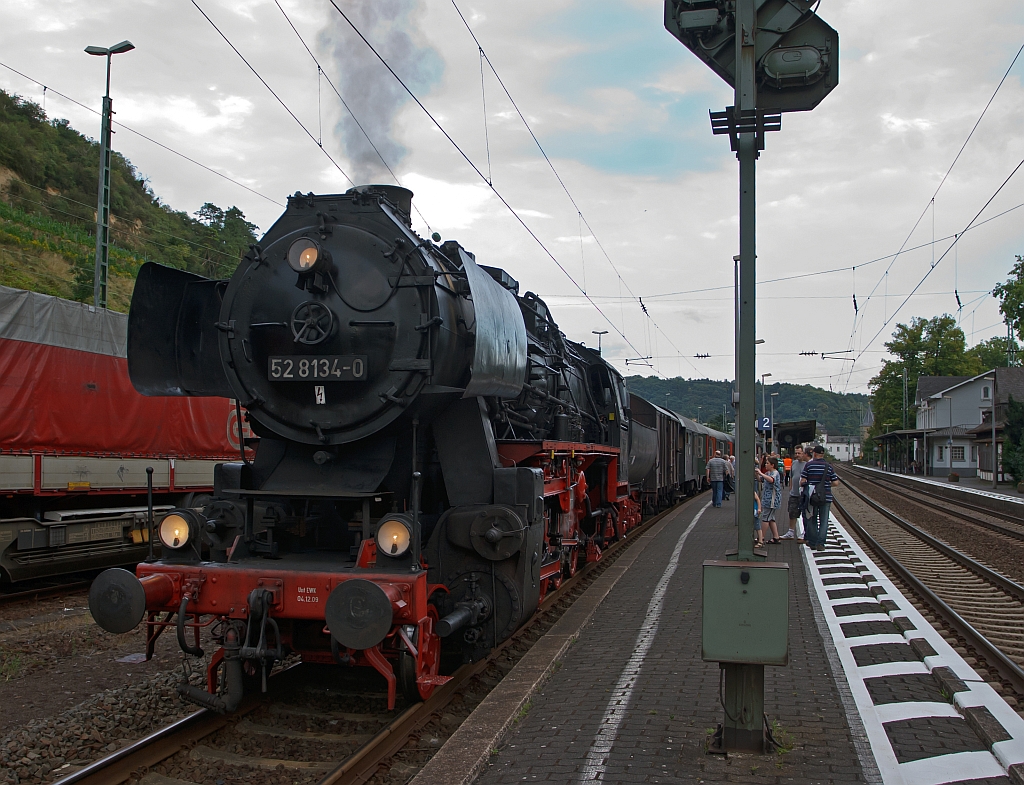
[
  {"left": 563, "top": 545, "right": 579, "bottom": 578},
  {"left": 399, "top": 617, "right": 442, "bottom": 703},
  {"left": 399, "top": 651, "right": 419, "bottom": 703}
]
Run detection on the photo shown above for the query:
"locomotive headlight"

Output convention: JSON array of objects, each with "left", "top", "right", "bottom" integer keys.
[
  {"left": 158, "top": 511, "right": 194, "bottom": 550},
  {"left": 375, "top": 516, "right": 412, "bottom": 557},
  {"left": 287, "top": 238, "right": 321, "bottom": 272}
]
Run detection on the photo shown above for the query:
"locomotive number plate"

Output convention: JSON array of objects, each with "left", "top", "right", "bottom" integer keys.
[{"left": 268, "top": 355, "right": 367, "bottom": 381}]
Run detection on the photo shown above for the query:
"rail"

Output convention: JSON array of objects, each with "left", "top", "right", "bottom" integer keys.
[{"left": 52, "top": 497, "right": 691, "bottom": 785}]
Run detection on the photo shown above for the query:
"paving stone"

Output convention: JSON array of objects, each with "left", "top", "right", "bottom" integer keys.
[
  {"left": 965, "top": 705, "right": 1015, "bottom": 747},
  {"left": 891, "top": 616, "right": 916, "bottom": 633},
  {"left": 474, "top": 502, "right": 869, "bottom": 785},
  {"left": 909, "top": 638, "right": 939, "bottom": 659},
  {"left": 932, "top": 666, "right": 970, "bottom": 697},
  {"left": 827, "top": 587, "right": 876, "bottom": 600},
  {"left": 832, "top": 602, "right": 886, "bottom": 618},
  {"left": 864, "top": 674, "right": 947, "bottom": 706},
  {"left": 850, "top": 643, "right": 920, "bottom": 667},
  {"left": 819, "top": 566, "right": 866, "bottom": 576},
  {"left": 883, "top": 716, "right": 987, "bottom": 763},
  {"left": 823, "top": 576, "right": 869, "bottom": 586},
  {"left": 840, "top": 620, "right": 900, "bottom": 638}
]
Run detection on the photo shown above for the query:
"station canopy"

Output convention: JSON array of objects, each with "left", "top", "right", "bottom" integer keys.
[{"left": 774, "top": 420, "right": 817, "bottom": 450}]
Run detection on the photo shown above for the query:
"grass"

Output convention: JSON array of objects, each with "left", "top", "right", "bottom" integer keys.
[{"left": 515, "top": 700, "right": 532, "bottom": 723}]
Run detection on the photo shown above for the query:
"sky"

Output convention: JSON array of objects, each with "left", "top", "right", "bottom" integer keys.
[{"left": 1, "top": 0, "right": 1023, "bottom": 395}]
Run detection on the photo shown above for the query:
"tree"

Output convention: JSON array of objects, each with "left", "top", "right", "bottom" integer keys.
[
  {"left": 994, "top": 256, "right": 1024, "bottom": 342},
  {"left": 967, "top": 335, "right": 1013, "bottom": 371},
  {"left": 868, "top": 315, "right": 978, "bottom": 441},
  {"left": 1001, "top": 396, "right": 1024, "bottom": 482}
]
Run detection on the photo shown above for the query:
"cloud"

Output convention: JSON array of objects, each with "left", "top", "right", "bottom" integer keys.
[{"left": 401, "top": 172, "right": 494, "bottom": 232}]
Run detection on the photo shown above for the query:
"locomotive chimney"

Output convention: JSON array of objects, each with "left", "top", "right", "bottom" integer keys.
[{"left": 347, "top": 185, "right": 413, "bottom": 226}]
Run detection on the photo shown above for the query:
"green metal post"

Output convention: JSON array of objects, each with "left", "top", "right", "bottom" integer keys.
[
  {"left": 733, "top": 0, "right": 757, "bottom": 563},
  {"left": 725, "top": 0, "right": 765, "bottom": 754},
  {"left": 93, "top": 56, "right": 113, "bottom": 309}
]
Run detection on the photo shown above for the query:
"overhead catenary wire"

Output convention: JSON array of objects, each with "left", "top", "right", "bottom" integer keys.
[
  {"left": 447, "top": 0, "right": 697, "bottom": 374},
  {"left": 542, "top": 199, "right": 1024, "bottom": 302},
  {"left": 840, "top": 41, "right": 1024, "bottom": 392},
  {"left": 0, "top": 60, "right": 284, "bottom": 207},
  {"left": 324, "top": 0, "right": 652, "bottom": 366},
  {"left": 854, "top": 154, "right": 1024, "bottom": 366},
  {"left": 190, "top": 0, "right": 355, "bottom": 188}
]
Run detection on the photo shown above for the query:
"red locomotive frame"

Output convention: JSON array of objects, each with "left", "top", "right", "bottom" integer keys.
[{"left": 131, "top": 439, "right": 642, "bottom": 709}]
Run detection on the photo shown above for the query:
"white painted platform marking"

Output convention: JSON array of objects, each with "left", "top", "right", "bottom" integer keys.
[
  {"left": 577, "top": 499, "right": 712, "bottom": 782},
  {"left": 805, "top": 515, "right": 1024, "bottom": 785}
]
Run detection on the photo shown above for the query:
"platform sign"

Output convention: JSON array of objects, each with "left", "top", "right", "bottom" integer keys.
[
  {"left": 664, "top": 0, "right": 838, "bottom": 114},
  {"left": 756, "top": 417, "right": 771, "bottom": 433}
]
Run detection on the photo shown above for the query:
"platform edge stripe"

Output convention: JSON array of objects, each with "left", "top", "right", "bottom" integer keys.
[
  {"left": 830, "top": 515, "right": 1006, "bottom": 684},
  {"left": 802, "top": 532, "right": 905, "bottom": 784},
  {"left": 858, "top": 466, "right": 1024, "bottom": 507},
  {"left": 408, "top": 501, "right": 702, "bottom": 785},
  {"left": 576, "top": 500, "right": 712, "bottom": 783},
  {"left": 896, "top": 750, "right": 1007, "bottom": 785},
  {"left": 824, "top": 515, "right": 1024, "bottom": 779},
  {"left": 803, "top": 536, "right": 888, "bottom": 785}
]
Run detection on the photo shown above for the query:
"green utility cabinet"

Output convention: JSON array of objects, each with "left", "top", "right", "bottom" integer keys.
[{"left": 702, "top": 561, "right": 789, "bottom": 665}]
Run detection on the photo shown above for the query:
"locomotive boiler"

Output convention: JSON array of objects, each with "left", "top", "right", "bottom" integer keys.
[{"left": 88, "top": 185, "right": 657, "bottom": 711}]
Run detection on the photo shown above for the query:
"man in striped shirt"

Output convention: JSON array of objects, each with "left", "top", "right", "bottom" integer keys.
[{"left": 799, "top": 444, "right": 841, "bottom": 551}]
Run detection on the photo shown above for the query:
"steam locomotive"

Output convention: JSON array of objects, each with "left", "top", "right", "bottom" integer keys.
[{"left": 88, "top": 185, "right": 731, "bottom": 711}]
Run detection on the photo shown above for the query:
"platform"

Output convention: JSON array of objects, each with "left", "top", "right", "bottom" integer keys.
[
  {"left": 856, "top": 465, "right": 1024, "bottom": 509},
  {"left": 421, "top": 496, "right": 1024, "bottom": 784}
]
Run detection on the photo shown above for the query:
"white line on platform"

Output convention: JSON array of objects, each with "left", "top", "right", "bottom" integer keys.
[
  {"left": 805, "top": 515, "right": 1024, "bottom": 784},
  {"left": 576, "top": 499, "right": 712, "bottom": 782}
]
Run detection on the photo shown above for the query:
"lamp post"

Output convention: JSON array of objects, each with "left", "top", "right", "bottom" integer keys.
[
  {"left": 697, "top": 405, "right": 702, "bottom": 425},
  {"left": 85, "top": 40, "right": 135, "bottom": 309},
  {"left": 984, "top": 376, "right": 996, "bottom": 488},
  {"left": 591, "top": 330, "right": 608, "bottom": 354},
  {"left": 769, "top": 392, "right": 779, "bottom": 454}
]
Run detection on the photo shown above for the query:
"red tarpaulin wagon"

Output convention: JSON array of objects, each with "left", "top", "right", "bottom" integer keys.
[{"left": 0, "top": 285, "right": 245, "bottom": 582}]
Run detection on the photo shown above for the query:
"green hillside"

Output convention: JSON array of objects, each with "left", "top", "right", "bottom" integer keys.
[
  {"left": 626, "top": 376, "right": 869, "bottom": 439},
  {"left": 0, "top": 90, "right": 258, "bottom": 311}
]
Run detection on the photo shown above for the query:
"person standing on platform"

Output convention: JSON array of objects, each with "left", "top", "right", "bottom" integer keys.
[
  {"left": 756, "top": 455, "right": 783, "bottom": 543},
  {"left": 706, "top": 450, "right": 730, "bottom": 507},
  {"left": 783, "top": 454, "right": 793, "bottom": 486},
  {"left": 800, "top": 444, "right": 841, "bottom": 551},
  {"left": 723, "top": 453, "right": 735, "bottom": 501},
  {"left": 781, "top": 446, "right": 807, "bottom": 541}
]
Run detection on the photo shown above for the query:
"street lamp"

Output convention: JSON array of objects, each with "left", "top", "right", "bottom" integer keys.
[
  {"left": 984, "top": 376, "right": 996, "bottom": 489},
  {"left": 86, "top": 39, "right": 135, "bottom": 309},
  {"left": 592, "top": 330, "right": 608, "bottom": 354},
  {"left": 697, "top": 405, "right": 702, "bottom": 425},
  {"left": 769, "top": 392, "right": 779, "bottom": 454}
]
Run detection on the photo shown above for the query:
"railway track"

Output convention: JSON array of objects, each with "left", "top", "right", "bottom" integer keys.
[
  {"left": 0, "top": 580, "right": 91, "bottom": 607},
  {"left": 52, "top": 498, "right": 690, "bottom": 785},
  {"left": 832, "top": 480, "right": 1024, "bottom": 696},
  {"left": 842, "top": 465, "right": 1024, "bottom": 543}
]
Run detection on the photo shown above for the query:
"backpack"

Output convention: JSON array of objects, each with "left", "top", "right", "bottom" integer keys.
[{"left": 809, "top": 481, "right": 828, "bottom": 508}]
